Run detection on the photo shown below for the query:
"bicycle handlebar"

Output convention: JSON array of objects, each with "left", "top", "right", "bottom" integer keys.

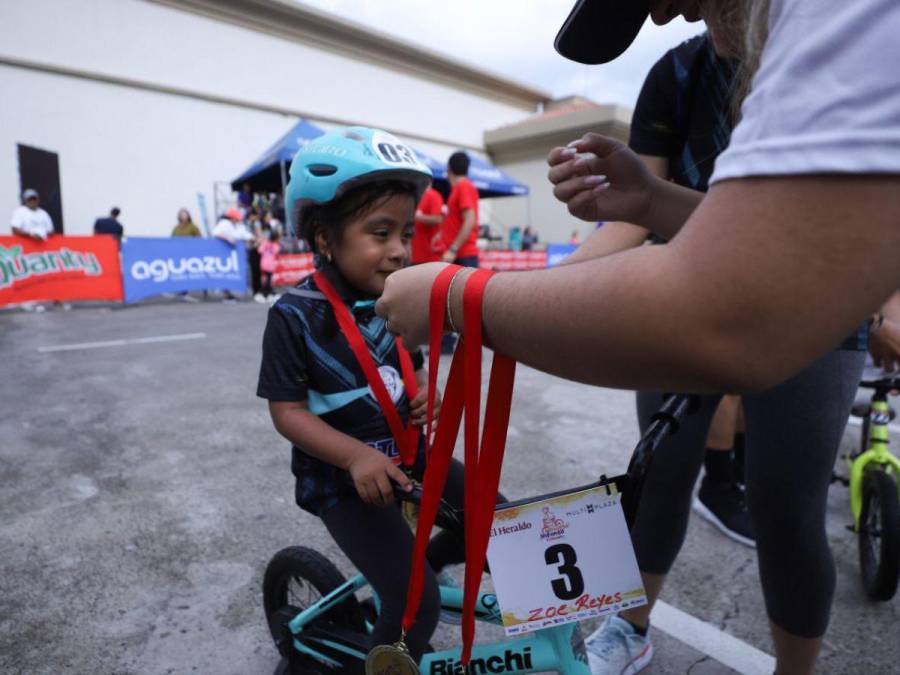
[
  {"left": 394, "top": 482, "right": 464, "bottom": 533},
  {"left": 621, "top": 393, "right": 700, "bottom": 527},
  {"left": 392, "top": 393, "right": 700, "bottom": 535}
]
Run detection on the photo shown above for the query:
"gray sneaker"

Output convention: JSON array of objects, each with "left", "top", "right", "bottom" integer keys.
[{"left": 585, "top": 615, "right": 654, "bottom": 675}]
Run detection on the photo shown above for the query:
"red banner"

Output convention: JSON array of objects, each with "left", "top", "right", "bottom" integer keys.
[
  {"left": 478, "top": 250, "right": 547, "bottom": 271},
  {"left": 0, "top": 236, "right": 123, "bottom": 306},
  {"left": 273, "top": 253, "right": 315, "bottom": 287},
  {"left": 272, "top": 250, "right": 547, "bottom": 288}
]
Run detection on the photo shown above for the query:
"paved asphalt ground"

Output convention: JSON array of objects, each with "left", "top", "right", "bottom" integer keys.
[{"left": 1, "top": 299, "right": 898, "bottom": 675}]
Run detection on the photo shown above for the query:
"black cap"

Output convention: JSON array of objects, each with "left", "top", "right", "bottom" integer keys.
[{"left": 554, "top": 0, "right": 649, "bottom": 65}]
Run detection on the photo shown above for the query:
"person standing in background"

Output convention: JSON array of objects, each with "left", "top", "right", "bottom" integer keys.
[
  {"left": 171, "top": 208, "right": 201, "bottom": 237},
  {"left": 93, "top": 207, "right": 124, "bottom": 242},
  {"left": 439, "top": 152, "right": 480, "bottom": 267},
  {"left": 521, "top": 226, "right": 538, "bottom": 251},
  {"left": 237, "top": 182, "right": 253, "bottom": 213},
  {"left": 438, "top": 152, "right": 480, "bottom": 353},
  {"left": 11, "top": 189, "right": 54, "bottom": 241},
  {"left": 411, "top": 185, "right": 444, "bottom": 265}
]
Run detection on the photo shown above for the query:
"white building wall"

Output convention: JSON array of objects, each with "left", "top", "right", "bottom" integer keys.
[
  {"left": 490, "top": 158, "right": 595, "bottom": 246},
  {"left": 0, "top": 0, "right": 533, "bottom": 235}
]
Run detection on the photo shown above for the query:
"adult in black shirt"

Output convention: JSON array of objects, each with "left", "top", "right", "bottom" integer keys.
[
  {"left": 93, "top": 207, "right": 124, "bottom": 241},
  {"left": 559, "top": 29, "right": 867, "bottom": 674}
]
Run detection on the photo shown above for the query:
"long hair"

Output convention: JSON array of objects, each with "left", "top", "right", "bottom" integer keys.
[{"left": 702, "top": 0, "right": 772, "bottom": 120}]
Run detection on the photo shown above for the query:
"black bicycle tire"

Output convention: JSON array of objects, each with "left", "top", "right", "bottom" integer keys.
[
  {"left": 858, "top": 470, "right": 900, "bottom": 601},
  {"left": 263, "top": 546, "right": 366, "bottom": 660}
]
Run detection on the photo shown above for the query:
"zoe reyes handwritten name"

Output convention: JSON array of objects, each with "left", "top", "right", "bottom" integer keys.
[{"left": 527, "top": 591, "right": 624, "bottom": 622}]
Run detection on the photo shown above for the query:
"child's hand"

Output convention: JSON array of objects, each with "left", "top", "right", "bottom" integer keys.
[
  {"left": 347, "top": 446, "right": 412, "bottom": 506},
  {"left": 408, "top": 387, "right": 441, "bottom": 427}
]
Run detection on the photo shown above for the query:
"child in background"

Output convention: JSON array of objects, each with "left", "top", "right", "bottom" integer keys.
[
  {"left": 258, "top": 229, "right": 281, "bottom": 301},
  {"left": 257, "top": 127, "right": 471, "bottom": 661}
]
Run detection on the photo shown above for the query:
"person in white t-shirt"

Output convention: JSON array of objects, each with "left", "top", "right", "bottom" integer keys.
[
  {"left": 11, "top": 189, "right": 54, "bottom": 240},
  {"left": 212, "top": 207, "right": 253, "bottom": 244},
  {"left": 375, "top": 1, "right": 900, "bottom": 673},
  {"left": 211, "top": 207, "right": 252, "bottom": 301}
]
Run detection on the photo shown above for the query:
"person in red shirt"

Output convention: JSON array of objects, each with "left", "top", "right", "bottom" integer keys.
[
  {"left": 410, "top": 186, "right": 444, "bottom": 264},
  {"left": 440, "top": 152, "right": 480, "bottom": 267}
]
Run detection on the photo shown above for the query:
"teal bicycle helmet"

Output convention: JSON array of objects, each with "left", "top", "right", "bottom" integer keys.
[{"left": 286, "top": 126, "right": 432, "bottom": 222}]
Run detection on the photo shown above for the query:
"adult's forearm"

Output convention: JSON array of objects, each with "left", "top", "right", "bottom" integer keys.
[
  {"left": 560, "top": 221, "right": 649, "bottom": 265},
  {"left": 642, "top": 176, "right": 704, "bottom": 240},
  {"left": 458, "top": 177, "right": 900, "bottom": 393}
]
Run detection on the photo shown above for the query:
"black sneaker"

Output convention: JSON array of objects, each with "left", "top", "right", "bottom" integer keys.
[{"left": 692, "top": 475, "right": 756, "bottom": 548}]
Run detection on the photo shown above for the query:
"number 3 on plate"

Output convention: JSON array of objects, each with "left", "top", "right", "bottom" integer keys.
[{"left": 545, "top": 543, "right": 585, "bottom": 600}]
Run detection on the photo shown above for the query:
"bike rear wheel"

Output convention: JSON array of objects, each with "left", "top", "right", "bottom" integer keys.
[
  {"left": 858, "top": 469, "right": 900, "bottom": 601},
  {"left": 263, "top": 546, "right": 366, "bottom": 672}
]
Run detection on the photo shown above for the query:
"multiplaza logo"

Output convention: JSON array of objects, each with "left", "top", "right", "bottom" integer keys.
[
  {"left": 539, "top": 506, "right": 569, "bottom": 542},
  {"left": 0, "top": 244, "right": 101, "bottom": 289},
  {"left": 429, "top": 647, "right": 533, "bottom": 674},
  {"left": 130, "top": 250, "right": 240, "bottom": 283}
]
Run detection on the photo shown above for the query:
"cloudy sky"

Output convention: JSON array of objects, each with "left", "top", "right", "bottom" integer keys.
[{"left": 298, "top": 0, "right": 705, "bottom": 109}]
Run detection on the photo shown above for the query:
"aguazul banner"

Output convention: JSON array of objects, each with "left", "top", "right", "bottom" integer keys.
[
  {"left": 121, "top": 238, "right": 247, "bottom": 303},
  {"left": 0, "top": 236, "right": 123, "bottom": 306}
]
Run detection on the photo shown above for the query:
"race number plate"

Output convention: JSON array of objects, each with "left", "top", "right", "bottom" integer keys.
[{"left": 486, "top": 485, "right": 647, "bottom": 635}]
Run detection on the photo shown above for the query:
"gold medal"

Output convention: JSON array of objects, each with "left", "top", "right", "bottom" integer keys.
[
  {"left": 401, "top": 499, "right": 420, "bottom": 531},
  {"left": 365, "top": 638, "right": 420, "bottom": 675}
]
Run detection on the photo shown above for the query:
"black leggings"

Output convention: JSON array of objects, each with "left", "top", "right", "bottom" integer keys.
[
  {"left": 631, "top": 349, "right": 864, "bottom": 638},
  {"left": 320, "top": 458, "right": 485, "bottom": 659}
]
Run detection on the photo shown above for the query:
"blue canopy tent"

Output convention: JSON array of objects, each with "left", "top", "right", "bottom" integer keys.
[
  {"left": 230, "top": 118, "right": 326, "bottom": 194},
  {"left": 414, "top": 150, "right": 529, "bottom": 199}
]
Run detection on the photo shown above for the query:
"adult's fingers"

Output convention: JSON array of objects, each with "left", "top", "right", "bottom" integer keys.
[
  {"left": 552, "top": 174, "right": 608, "bottom": 205},
  {"left": 548, "top": 145, "right": 578, "bottom": 167},
  {"left": 568, "top": 132, "right": 625, "bottom": 159}
]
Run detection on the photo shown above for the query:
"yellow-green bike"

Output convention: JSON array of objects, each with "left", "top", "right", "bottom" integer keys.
[{"left": 837, "top": 375, "right": 900, "bottom": 600}]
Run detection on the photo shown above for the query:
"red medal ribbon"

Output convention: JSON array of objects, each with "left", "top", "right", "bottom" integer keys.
[
  {"left": 401, "top": 266, "right": 516, "bottom": 669},
  {"left": 313, "top": 271, "right": 420, "bottom": 466}
]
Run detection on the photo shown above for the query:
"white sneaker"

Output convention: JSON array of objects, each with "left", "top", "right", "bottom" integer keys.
[
  {"left": 585, "top": 616, "right": 654, "bottom": 675},
  {"left": 253, "top": 293, "right": 267, "bottom": 304}
]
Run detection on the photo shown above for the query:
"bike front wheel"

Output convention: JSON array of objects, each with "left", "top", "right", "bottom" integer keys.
[
  {"left": 263, "top": 546, "right": 366, "bottom": 672},
  {"left": 858, "top": 469, "right": 900, "bottom": 601}
]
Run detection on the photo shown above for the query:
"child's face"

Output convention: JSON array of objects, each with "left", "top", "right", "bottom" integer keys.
[{"left": 327, "top": 193, "right": 415, "bottom": 296}]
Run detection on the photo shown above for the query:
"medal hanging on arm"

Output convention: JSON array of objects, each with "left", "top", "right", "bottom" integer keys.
[
  {"left": 313, "top": 272, "right": 423, "bottom": 675},
  {"left": 371, "top": 266, "right": 515, "bottom": 675}
]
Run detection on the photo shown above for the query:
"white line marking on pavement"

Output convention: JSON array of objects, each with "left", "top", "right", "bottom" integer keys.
[
  {"left": 37, "top": 333, "right": 207, "bottom": 353},
  {"left": 846, "top": 415, "right": 900, "bottom": 435},
  {"left": 652, "top": 600, "right": 776, "bottom": 675}
]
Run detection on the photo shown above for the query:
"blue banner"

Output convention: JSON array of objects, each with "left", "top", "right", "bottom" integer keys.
[
  {"left": 546, "top": 243, "right": 579, "bottom": 267},
  {"left": 121, "top": 238, "right": 247, "bottom": 303}
]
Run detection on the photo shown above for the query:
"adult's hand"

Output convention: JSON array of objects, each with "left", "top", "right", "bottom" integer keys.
[
  {"left": 441, "top": 250, "right": 456, "bottom": 263},
  {"left": 548, "top": 133, "right": 656, "bottom": 225},
  {"left": 869, "top": 319, "right": 900, "bottom": 372},
  {"left": 376, "top": 263, "right": 451, "bottom": 346}
]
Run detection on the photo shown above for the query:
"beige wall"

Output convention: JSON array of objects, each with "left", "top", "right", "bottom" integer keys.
[{"left": 488, "top": 114, "right": 631, "bottom": 245}]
